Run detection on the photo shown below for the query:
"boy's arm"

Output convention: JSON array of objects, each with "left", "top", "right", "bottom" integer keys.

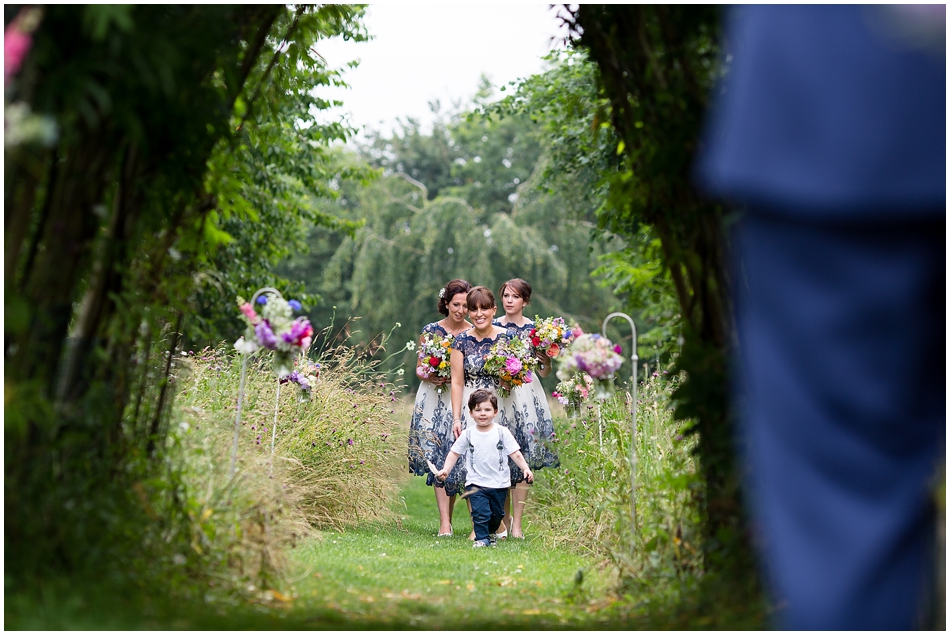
[
  {"left": 508, "top": 450, "right": 533, "bottom": 484},
  {"left": 436, "top": 451, "right": 461, "bottom": 480}
]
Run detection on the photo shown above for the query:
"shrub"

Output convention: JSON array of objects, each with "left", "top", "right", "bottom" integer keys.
[
  {"left": 152, "top": 342, "right": 405, "bottom": 600},
  {"left": 531, "top": 371, "right": 703, "bottom": 598}
]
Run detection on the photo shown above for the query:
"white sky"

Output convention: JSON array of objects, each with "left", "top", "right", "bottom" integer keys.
[{"left": 314, "top": 3, "right": 569, "bottom": 138}]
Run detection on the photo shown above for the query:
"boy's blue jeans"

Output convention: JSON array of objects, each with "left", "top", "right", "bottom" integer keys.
[{"left": 467, "top": 485, "right": 508, "bottom": 543}]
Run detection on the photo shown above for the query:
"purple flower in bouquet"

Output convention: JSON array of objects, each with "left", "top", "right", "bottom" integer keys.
[
  {"left": 288, "top": 299, "right": 302, "bottom": 311},
  {"left": 505, "top": 356, "right": 523, "bottom": 374},
  {"left": 283, "top": 317, "right": 313, "bottom": 349},
  {"left": 255, "top": 320, "right": 278, "bottom": 350},
  {"left": 256, "top": 295, "right": 268, "bottom": 305},
  {"left": 279, "top": 371, "right": 299, "bottom": 384}
]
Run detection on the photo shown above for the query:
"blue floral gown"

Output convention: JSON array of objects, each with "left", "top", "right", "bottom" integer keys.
[
  {"left": 451, "top": 330, "right": 517, "bottom": 434},
  {"left": 408, "top": 323, "right": 465, "bottom": 496},
  {"left": 494, "top": 319, "right": 560, "bottom": 483}
]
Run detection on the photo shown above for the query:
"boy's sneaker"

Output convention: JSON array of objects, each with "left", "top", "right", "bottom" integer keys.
[
  {"left": 472, "top": 540, "right": 489, "bottom": 548},
  {"left": 488, "top": 533, "right": 498, "bottom": 547}
]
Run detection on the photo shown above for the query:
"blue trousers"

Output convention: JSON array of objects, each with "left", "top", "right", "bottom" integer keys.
[
  {"left": 732, "top": 212, "right": 944, "bottom": 629},
  {"left": 467, "top": 485, "right": 508, "bottom": 543}
]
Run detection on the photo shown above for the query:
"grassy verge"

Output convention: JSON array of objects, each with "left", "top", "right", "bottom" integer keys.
[{"left": 281, "top": 475, "right": 618, "bottom": 629}]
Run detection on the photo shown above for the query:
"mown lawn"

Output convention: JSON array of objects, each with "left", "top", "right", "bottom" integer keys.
[{"left": 283, "top": 474, "right": 621, "bottom": 629}]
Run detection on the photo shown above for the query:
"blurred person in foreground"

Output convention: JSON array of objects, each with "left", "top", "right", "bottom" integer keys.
[{"left": 695, "top": 5, "right": 945, "bottom": 630}]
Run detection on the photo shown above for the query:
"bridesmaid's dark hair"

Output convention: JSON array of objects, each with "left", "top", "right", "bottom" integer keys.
[
  {"left": 438, "top": 279, "right": 472, "bottom": 316},
  {"left": 499, "top": 278, "right": 532, "bottom": 305},
  {"left": 468, "top": 388, "right": 498, "bottom": 412},
  {"left": 466, "top": 286, "right": 495, "bottom": 311}
]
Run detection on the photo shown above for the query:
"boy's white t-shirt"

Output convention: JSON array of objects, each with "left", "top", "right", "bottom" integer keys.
[{"left": 450, "top": 423, "right": 521, "bottom": 489}]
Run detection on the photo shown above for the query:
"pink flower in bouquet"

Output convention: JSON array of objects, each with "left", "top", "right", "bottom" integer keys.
[
  {"left": 548, "top": 343, "right": 561, "bottom": 358},
  {"left": 505, "top": 356, "right": 523, "bottom": 374},
  {"left": 5, "top": 31, "right": 30, "bottom": 85},
  {"left": 613, "top": 344, "right": 622, "bottom": 354},
  {"left": 283, "top": 317, "right": 313, "bottom": 348},
  {"left": 415, "top": 365, "right": 431, "bottom": 380},
  {"left": 239, "top": 302, "right": 260, "bottom": 324}
]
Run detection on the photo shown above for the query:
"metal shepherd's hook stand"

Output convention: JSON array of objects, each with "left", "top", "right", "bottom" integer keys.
[
  {"left": 230, "top": 287, "right": 284, "bottom": 478},
  {"left": 602, "top": 312, "right": 638, "bottom": 534}
]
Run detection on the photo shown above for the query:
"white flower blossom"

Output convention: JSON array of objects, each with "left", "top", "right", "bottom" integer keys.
[
  {"left": 234, "top": 336, "right": 259, "bottom": 355},
  {"left": 405, "top": 341, "right": 416, "bottom": 351}
]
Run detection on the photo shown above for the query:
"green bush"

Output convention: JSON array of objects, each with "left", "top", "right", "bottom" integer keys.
[
  {"left": 160, "top": 343, "right": 406, "bottom": 595},
  {"left": 531, "top": 372, "right": 703, "bottom": 598}
]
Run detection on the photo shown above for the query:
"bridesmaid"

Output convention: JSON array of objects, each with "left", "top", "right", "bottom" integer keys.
[
  {"left": 407, "top": 279, "right": 472, "bottom": 537},
  {"left": 450, "top": 285, "right": 514, "bottom": 539},
  {"left": 494, "top": 278, "right": 559, "bottom": 539}
]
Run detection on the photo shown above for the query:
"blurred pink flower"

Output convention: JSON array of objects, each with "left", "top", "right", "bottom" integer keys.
[
  {"left": 4, "top": 28, "right": 31, "bottom": 86},
  {"left": 239, "top": 302, "right": 260, "bottom": 324}
]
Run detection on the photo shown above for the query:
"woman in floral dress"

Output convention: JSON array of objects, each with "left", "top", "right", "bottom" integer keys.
[
  {"left": 450, "top": 285, "right": 515, "bottom": 539},
  {"left": 407, "top": 279, "right": 472, "bottom": 536},
  {"left": 493, "top": 278, "right": 559, "bottom": 539}
]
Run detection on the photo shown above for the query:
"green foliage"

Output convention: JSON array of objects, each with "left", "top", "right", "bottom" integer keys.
[
  {"left": 531, "top": 374, "right": 702, "bottom": 595},
  {"left": 175, "top": 344, "right": 404, "bottom": 532},
  {"left": 3, "top": 2, "right": 376, "bottom": 610},
  {"left": 186, "top": 7, "right": 380, "bottom": 347},
  {"left": 563, "top": 6, "right": 748, "bottom": 567},
  {"left": 281, "top": 92, "right": 626, "bottom": 387},
  {"left": 483, "top": 48, "right": 682, "bottom": 364}
]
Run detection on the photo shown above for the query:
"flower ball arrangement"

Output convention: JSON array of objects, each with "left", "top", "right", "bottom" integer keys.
[
  {"left": 280, "top": 359, "right": 321, "bottom": 401},
  {"left": 234, "top": 293, "right": 313, "bottom": 378},
  {"left": 556, "top": 332, "right": 624, "bottom": 400},
  {"left": 552, "top": 372, "right": 594, "bottom": 414}
]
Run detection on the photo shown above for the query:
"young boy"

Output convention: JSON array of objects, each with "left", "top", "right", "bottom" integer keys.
[{"left": 436, "top": 389, "right": 533, "bottom": 548}]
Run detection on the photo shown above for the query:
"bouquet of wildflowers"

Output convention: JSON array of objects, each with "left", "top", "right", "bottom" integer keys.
[
  {"left": 280, "top": 359, "right": 321, "bottom": 401},
  {"left": 552, "top": 372, "right": 594, "bottom": 413},
  {"left": 414, "top": 331, "right": 454, "bottom": 383},
  {"left": 556, "top": 333, "right": 624, "bottom": 400},
  {"left": 483, "top": 335, "right": 537, "bottom": 397},
  {"left": 234, "top": 293, "right": 313, "bottom": 378},
  {"left": 528, "top": 316, "right": 574, "bottom": 358}
]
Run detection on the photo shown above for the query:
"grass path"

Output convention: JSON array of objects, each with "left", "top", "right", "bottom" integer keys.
[{"left": 283, "top": 473, "right": 624, "bottom": 629}]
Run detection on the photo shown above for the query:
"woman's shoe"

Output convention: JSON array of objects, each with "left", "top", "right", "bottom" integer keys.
[{"left": 437, "top": 531, "right": 453, "bottom": 537}]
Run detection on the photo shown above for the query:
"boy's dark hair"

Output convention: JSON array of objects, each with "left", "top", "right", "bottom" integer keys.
[{"left": 468, "top": 388, "right": 498, "bottom": 412}]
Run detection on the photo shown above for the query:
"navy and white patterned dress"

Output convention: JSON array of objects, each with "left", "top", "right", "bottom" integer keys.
[
  {"left": 407, "top": 323, "right": 465, "bottom": 496},
  {"left": 451, "top": 330, "right": 517, "bottom": 434},
  {"left": 494, "top": 319, "right": 560, "bottom": 483}
]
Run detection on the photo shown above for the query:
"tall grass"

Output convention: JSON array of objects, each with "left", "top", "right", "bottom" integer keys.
[
  {"left": 530, "top": 372, "right": 703, "bottom": 598},
  {"left": 149, "top": 341, "right": 407, "bottom": 601}
]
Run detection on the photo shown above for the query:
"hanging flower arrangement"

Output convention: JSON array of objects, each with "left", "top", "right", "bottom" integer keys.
[
  {"left": 234, "top": 293, "right": 313, "bottom": 377},
  {"left": 556, "top": 333, "right": 624, "bottom": 400}
]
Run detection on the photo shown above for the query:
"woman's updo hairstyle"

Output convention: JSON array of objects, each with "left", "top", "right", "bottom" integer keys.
[
  {"left": 499, "top": 278, "right": 532, "bottom": 305},
  {"left": 466, "top": 286, "right": 496, "bottom": 311},
  {"left": 437, "top": 279, "right": 472, "bottom": 316}
]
